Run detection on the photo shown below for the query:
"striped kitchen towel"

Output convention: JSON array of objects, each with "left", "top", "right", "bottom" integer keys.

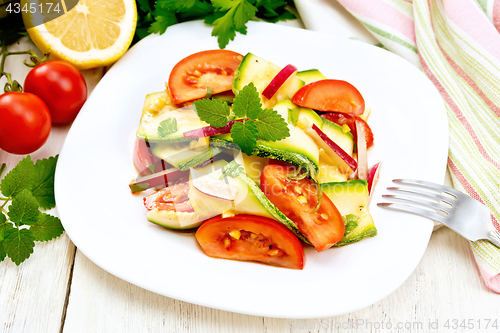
[{"left": 295, "top": 0, "right": 500, "bottom": 293}]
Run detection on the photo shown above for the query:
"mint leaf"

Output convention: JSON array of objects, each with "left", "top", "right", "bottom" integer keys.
[
  {"left": 231, "top": 121, "right": 258, "bottom": 155},
  {"left": 0, "top": 241, "right": 5, "bottom": 262},
  {"left": 8, "top": 189, "right": 40, "bottom": 226},
  {"left": 343, "top": 214, "right": 359, "bottom": 236},
  {"left": 221, "top": 161, "right": 244, "bottom": 178},
  {"left": 288, "top": 107, "right": 300, "bottom": 126},
  {"left": 232, "top": 82, "right": 261, "bottom": 119},
  {"left": 0, "top": 155, "right": 34, "bottom": 198},
  {"left": 3, "top": 228, "right": 35, "bottom": 265},
  {"left": 211, "top": 0, "right": 257, "bottom": 48},
  {"left": 158, "top": 118, "right": 178, "bottom": 137},
  {"left": 31, "top": 155, "right": 58, "bottom": 210},
  {"left": 0, "top": 212, "right": 14, "bottom": 241},
  {"left": 255, "top": 108, "right": 290, "bottom": 141},
  {"left": 30, "top": 213, "right": 64, "bottom": 242},
  {"left": 194, "top": 98, "right": 231, "bottom": 128}
]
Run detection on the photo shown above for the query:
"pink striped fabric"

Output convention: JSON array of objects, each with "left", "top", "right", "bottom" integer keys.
[{"left": 299, "top": 0, "right": 500, "bottom": 293}]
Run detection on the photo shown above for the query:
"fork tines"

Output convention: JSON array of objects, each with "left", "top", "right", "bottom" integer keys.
[{"left": 377, "top": 179, "right": 459, "bottom": 224}]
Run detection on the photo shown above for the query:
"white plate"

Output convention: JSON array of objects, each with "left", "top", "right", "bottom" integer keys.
[{"left": 55, "top": 21, "right": 448, "bottom": 318}]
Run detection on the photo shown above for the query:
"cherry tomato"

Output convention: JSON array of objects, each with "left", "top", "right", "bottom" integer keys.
[
  {"left": 24, "top": 60, "right": 87, "bottom": 125},
  {"left": 168, "top": 50, "right": 243, "bottom": 105},
  {"left": 144, "top": 182, "right": 193, "bottom": 212},
  {"left": 292, "top": 79, "right": 365, "bottom": 115},
  {"left": 0, "top": 92, "right": 51, "bottom": 155},
  {"left": 260, "top": 165, "right": 344, "bottom": 252},
  {"left": 133, "top": 139, "right": 168, "bottom": 176},
  {"left": 321, "top": 112, "right": 374, "bottom": 148},
  {"left": 196, "top": 214, "right": 305, "bottom": 269}
]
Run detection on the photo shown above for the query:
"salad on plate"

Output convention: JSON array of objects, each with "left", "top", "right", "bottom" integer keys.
[{"left": 129, "top": 49, "right": 381, "bottom": 270}]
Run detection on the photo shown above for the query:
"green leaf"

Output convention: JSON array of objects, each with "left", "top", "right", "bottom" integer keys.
[
  {"left": 288, "top": 107, "right": 300, "bottom": 126},
  {"left": 149, "top": 6, "right": 178, "bottom": 35},
  {"left": 156, "top": 0, "right": 196, "bottom": 11},
  {"left": 221, "top": 161, "right": 244, "bottom": 178},
  {"left": 137, "top": 0, "right": 152, "bottom": 12},
  {"left": 193, "top": 98, "right": 231, "bottom": 128},
  {"left": 211, "top": 0, "right": 257, "bottom": 48},
  {"left": 255, "top": 108, "right": 290, "bottom": 141},
  {"left": 231, "top": 121, "right": 258, "bottom": 155},
  {"left": 8, "top": 189, "right": 40, "bottom": 227},
  {"left": 0, "top": 155, "right": 34, "bottom": 198},
  {"left": 0, "top": 212, "right": 14, "bottom": 241},
  {"left": 158, "top": 118, "right": 178, "bottom": 137},
  {"left": 232, "top": 82, "right": 262, "bottom": 119},
  {"left": 31, "top": 155, "right": 58, "bottom": 210},
  {"left": 3, "top": 228, "right": 35, "bottom": 266},
  {"left": 0, "top": 241, "right": 5, "bottom": 262},
  {"left": 343, "top": 214, "right": 359, "bottom": 236},
  {"left": 30, "top": 213, "right": 64, "bottom": 242}
]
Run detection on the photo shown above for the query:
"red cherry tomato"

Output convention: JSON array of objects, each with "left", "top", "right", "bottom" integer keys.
[
  {"left": 24, "top": 60, "right": 87, "bottom": 125},
  {"left": 321, "top": 112, "right": 374, "bottom": 148},
  {"left": 196, "top": 214, "right": 305, "bottom": 269},
  {"left": 168, "top": 50, "right": 243, "bottom": 105},
  {"left": 0, "top": 92, "right": 51, "bottom": 154},
  {"left": 260, "top": 165, "right": 345, "bottom": 252},
  {"left": 292, "top": 79, "right": 365, "bottom": 115}
]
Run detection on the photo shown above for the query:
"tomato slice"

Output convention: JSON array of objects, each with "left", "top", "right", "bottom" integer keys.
[
  {"left": 260, "top": 165, "right": 344, "bottom": 252},
  {"left": 196, "top": 214, "right": 304, "bottom": 269},
  {"left": 321, "top": 112, "right": 374, "bottom": 148},
  {"left": 144, "top": 181, "right": 193, "bottom": 212},
  {"left": 168, "top": 50, "right": 243, "bottom": 104},
  {"left": 292, "top": 79, "right": 365, "bottom": 115}
]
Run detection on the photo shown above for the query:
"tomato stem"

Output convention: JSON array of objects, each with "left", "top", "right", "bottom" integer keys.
[{"left": 0, "top": 43, "right": 49, "bottom": 93}]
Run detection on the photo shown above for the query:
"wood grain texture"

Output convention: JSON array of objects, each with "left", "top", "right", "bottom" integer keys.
[
  {"left": 62, "top": 228, "right": 500, "bottom": 333},
  {"left": 0, "top": 38, "right": 103, "bottom": 333}
]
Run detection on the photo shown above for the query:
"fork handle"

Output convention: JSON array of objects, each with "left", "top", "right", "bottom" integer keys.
[{"left": 487, "top": 230, "right": 500, "bottom": 248}]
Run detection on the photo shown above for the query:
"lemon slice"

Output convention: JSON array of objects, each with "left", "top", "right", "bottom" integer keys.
[{"left": 23, "top": 0, "right": 137, "bottom": 69}]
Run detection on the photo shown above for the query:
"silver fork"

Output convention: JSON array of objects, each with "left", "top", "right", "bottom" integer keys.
[{"left": 377, "top": 179, "right": 500, "bottom": 248}]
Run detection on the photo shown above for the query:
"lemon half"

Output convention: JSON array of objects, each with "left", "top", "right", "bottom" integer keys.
[{"left": 23, "top": 0, "right": 137, "bottom": 69}]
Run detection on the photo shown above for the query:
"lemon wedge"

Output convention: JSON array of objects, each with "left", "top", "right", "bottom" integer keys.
[{"left": 23, "top": 0, "right": 137, "bottom": 69}]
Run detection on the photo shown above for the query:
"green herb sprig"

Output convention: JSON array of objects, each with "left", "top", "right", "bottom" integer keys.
[
  {"left": 0, "top": 155, "right": 64, "bottom": 265},
  {"left": 135, "top": 0, "right": 296, "bottom": 48},
  {"left": 343, "top": 214, "right": 359, "bottom": 236},
  {"left": 193, "top": 82, "right": 290, "bottom": 155}
]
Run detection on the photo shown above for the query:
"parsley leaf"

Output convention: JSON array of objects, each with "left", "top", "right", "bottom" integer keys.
[
  {"left": 194, "top": 98, "right": 231, "bottom": 128},
  {"left": 30, "top": 213, "right": 64, "bottom": 242},
  {"left": 343, "top": 214, "right": 359, "bottom": 236},
  {"left": 232, "top": 82, "right": 262, "bottom": 119},
  {"left": 231, "top": 121, "right": 258, "bottom": 155},
  {"left": 0, "top": 155, "right": 34, "bottom": 198},
  {"left": 255, "top": 108, "right": 290, "bottom": 141},
  {"left": 158, "top": 118, "right": 178, "bottom": 137},
  {"left": 8, "top": 189, "right": 40, "bottom": 227},
  {"left": 3, "top": 228, "right": 35, "bottom": 266},
  {"left": 31, "top": 156, "right": 58, "bottom": 210},
  {"left": 148, "top": 6, "right": 178, "bottom": 35},
  {"left": 211, "top": 0, "right": 257, "bottom": 49},
  {"left": 222, "top": 161, "right": 244, "bottom": 178},
  {"left": 137, "top": 0, "right": 152, "bottom": 12},
  {"left": 156, "top": 0, "right": 196, "bottom": 11}
]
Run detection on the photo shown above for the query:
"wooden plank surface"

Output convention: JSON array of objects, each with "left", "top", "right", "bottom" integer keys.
[
  {"left": 0, "top": 38, "right": 103, "bottom": 333},
  {"left": 62, "top": 227, "right": 500, "bottom": 333}
]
